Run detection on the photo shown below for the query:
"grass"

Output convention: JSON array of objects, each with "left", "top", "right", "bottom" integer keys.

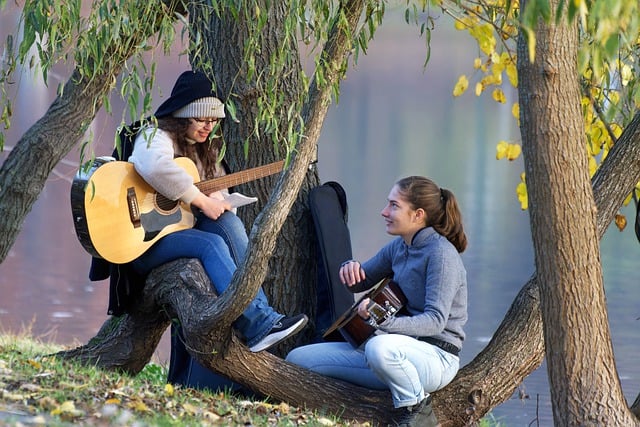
[
  {"left": 0, "top": 332, "right": 509, "bottom": 426},
  {"left": 0, "top": 332, "right": 362, "bottom": 426}
]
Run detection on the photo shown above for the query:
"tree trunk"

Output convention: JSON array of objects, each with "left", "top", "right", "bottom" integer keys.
[
  {"left": 434, "top": 108, "right": 640, "bottom": 425},
  {"left": 0, "top": 69, "right": 110, "bottom": 263},
  {"left": 517, "top": 0, "right": 638, "bottom": 424},
  {"left": 194, "top": 1, "right": 320, "bottom": 348}
]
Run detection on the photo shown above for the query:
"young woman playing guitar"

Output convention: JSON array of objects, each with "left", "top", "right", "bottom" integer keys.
[{"left": 286, "top": 176, "right": 468, "bottom": 427}]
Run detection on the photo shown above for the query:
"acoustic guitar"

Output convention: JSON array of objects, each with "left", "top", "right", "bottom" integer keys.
[
  {"left": 323, "top": 278, "right": 407, "bottom": 347},
  {"left": 70, "top": 156, "right": 284, "bottom": 264}
]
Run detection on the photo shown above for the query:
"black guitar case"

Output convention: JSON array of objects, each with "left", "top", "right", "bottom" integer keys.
[{"left": 309, "top": 181, "right": 356, "bottom": 342}]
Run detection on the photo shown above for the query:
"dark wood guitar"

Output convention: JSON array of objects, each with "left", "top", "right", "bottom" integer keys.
[
  {"left": 70, "top": 156, "right": 284, "bottom": 264},
  {"left": 323, "top": 278, "right": 407, "bottom": 347}
]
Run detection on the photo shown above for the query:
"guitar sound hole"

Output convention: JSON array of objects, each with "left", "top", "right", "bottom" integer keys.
[{"left": 155, "top": 194, "right": 180, "bottom": 213}]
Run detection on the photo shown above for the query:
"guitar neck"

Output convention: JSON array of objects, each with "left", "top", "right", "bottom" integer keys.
[{"left": 196, "top": 160, "right": 285, "bottom": 193}]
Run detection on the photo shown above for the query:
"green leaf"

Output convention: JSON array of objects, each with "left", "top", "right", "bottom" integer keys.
[{"left": 538, "top": 0, "right": 551, "bottom": 21}]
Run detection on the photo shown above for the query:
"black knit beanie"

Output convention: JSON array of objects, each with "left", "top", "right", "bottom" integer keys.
[{"left": 154, "top": 70, "right": 224, "bottom": 118}]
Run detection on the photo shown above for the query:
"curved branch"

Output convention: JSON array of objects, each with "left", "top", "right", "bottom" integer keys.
[{"left": 0, "top": 0, "right": 187, "bottom": 263}]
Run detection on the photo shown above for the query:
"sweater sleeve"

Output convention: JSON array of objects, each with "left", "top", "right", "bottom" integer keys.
[
  {"left": 351, "top": 241, "right": 395, "bottom": 293},
  {"left": 128, "top": 127, "right": 200, "bottom": 203}
]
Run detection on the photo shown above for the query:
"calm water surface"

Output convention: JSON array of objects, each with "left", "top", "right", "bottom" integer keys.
[{"left": 2, "top": 9, "right": 639, "bottom": 426}]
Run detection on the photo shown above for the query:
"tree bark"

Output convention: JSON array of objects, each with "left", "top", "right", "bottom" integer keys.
[
  {"left": 517, "top": 0, "right": 638, "bottom": 424},
  {"left": 196, "top": 0, "right": 320, "bottom": 346}
]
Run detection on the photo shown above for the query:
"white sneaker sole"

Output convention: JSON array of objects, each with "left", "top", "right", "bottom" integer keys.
[{"left": 249, "top": 316, "right": 308, "bottom": 352}]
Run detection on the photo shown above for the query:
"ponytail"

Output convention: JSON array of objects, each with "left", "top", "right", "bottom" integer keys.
[
  {"left": 396, "top": 176, "right": 468, "bottom": 253},
  {"left": 437, "top": 188, "right": 467, "bottom": 253}
]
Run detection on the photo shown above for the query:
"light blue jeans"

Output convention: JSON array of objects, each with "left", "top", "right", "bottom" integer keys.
[
  {"left": 131, "top": 211, "right": 282, "bottom": 347},
  {"left": 286, "top": 334, "right": 459, "bottom": 408}
]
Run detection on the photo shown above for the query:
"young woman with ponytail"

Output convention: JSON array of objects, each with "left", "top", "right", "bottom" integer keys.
[{"left": 286, "top": 176, "right": 468, "bottom": 427}]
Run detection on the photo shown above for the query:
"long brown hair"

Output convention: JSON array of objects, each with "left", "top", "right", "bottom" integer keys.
[
  {"left": 395, "top": 176, "right": 468, "bottom": 253},
  {"left": 157, "top": 116, "right": 224, "bottom": 178}
]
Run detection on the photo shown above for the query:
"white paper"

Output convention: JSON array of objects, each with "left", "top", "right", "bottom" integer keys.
[{"left": 224, "top": 192, "right": 258, "bottom": 208}]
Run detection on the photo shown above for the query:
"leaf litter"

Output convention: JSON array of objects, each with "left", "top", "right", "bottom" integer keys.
[{"left": 0, "top": 334, "right": 370, "bottom": 426}]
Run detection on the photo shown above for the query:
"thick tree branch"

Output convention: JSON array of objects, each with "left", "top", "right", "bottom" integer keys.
[
  {"left": 0, "top": 0, "right": 187, "bottom": 263},
  {"left": 208, "top": 0, "right": 369, "bottom": 344}
]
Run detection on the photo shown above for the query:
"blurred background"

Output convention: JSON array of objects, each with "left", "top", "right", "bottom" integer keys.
[{"left": 2, "top": 4, "right": 639, "bottom": 425}]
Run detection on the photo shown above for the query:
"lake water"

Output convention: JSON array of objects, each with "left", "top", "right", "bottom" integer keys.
[{"left": 2, "top": 8, "right": 639, "bottom": 426}]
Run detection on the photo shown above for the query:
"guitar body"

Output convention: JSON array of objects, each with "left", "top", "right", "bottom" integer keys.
[
  {"left": 323, "top": 278, "right": 407, "bottom": 347},
  {"left": 71, "top": 157, "right": 199, "bottom": 264}
]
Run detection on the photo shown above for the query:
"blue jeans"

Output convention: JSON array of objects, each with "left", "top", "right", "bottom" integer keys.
[
  {"left": 131, "top": 211, "right": 282, "bottom": 347},
  {"left": 286, "top": 334, "right": 459, "bottom": 408}
]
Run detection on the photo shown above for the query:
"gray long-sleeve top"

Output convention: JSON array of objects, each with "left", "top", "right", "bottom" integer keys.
[
  {"left": 355, "top": 227, "right": 468, "bottom": 350},
  {"left": 128, "top": 127, "right": 202, "bottom": 204}
]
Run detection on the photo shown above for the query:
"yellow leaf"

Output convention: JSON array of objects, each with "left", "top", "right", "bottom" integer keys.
[
  {"left": 621, "top": 64, "right": 632, "bottom": 86},
  {"left": 469, "top": 23, "right": 497, "bottom": 55},
  {"left": 496, "top": 141, "right": 508, "bottom": 160},
  {"left": 27, "top": 359, "right": 42, "bottom": 370},
  {"left": 516, "top": 173, "right": 528, "bottom": 210},
  {"left": 496, "top": 141, "right": 521, "bottom": 161},
  {"left": 588, "top": 156, "right": 598, "bottom": 177},
  {"left": 105, "top": 398, "right": 120, "bottom": 405},
  {"left": 608, "top": 89, "right": 620, "bottom": 106},
  {"left": 473, "top": 57, "right": 482, "bottom": 69},
  {"left": 52, "top": 401, "right": 74, "bottom": 415},
  {"left": 164, "top": 383, "right": 174, "bottom": 396},
  {"left": 506, "top": 143, "right": 521, "bottom": 160},
  {"left": 475, "top": 82, "right": 483, "bottom": 96},
  {"left": 128, "top": 399, "right": 150, "bottom": 413},
  {"left": 614, "top": 214, "right": 627, "bottom": 231},
  {"left": 490, "top": 51, "right": 501, "bottom": 66},
  {"left": 492, "top": 88, "right": 506, "bottom": 103},
  {"left": 506, "top": 62, "right": 518, "bottom": 87},
  {"left": 51, "top": 400, "right": 83, "bottom": 418},
  {"left": 481, "top": 73, "right": 501, "bottom": 86},
  {"left": 524, "top": 27, "right": 536, "bottom": 62},
  {"left": 453, "top": 75, "right": 469, "bottom": 97},
  {"left": 516, "top": 182, "right": 528, "bottom": 210}
]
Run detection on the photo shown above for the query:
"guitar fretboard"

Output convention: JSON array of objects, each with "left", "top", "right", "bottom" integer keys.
[{"left": 196, "top": 160, "right": 285, "bottom": 193}]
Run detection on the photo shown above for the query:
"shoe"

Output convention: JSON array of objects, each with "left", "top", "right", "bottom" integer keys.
[
  {"left": 249, "top": 314, "right": 308, "bottom": 352},
  {"left": 389, "top": 395, "right": 438, "bottom": 427}
]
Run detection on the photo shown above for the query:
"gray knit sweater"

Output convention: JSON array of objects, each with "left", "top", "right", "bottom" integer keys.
[{"left": 356, "top": 227, "right": 468, "bottom": 350}]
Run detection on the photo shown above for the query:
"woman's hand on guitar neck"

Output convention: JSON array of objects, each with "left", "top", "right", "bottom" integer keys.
[{"left": 339, "top": 260, "right": 366, "bottom": 286}]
